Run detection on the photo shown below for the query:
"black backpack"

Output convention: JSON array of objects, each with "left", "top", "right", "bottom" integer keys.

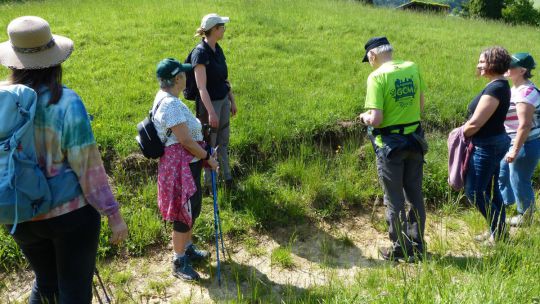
[
  {"left": 183, "top": 43, "right": 205, "bottom": 101},
  {"left": 136, "top": 98, "right": 169, "bottom": 159}
]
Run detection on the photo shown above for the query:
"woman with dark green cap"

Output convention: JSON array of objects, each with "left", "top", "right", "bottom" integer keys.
[
  {"left": 499, "top": 52, "right": 540, "bottom": 227},
  {"left": 153, "top": 58, "right": 218, "bottom": 281}
]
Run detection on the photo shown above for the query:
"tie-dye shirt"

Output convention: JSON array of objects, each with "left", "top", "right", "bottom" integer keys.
[
  {"left": 504, "top": 82, "right": 540, "bottom": 143},
  {"left": 30, "top": 86, "right": 119, "bottom": 221}
]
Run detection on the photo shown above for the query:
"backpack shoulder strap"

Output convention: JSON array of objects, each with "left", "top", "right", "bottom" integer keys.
[
  {"left": 6, "top": 86, "right": 37, "bottom": 152},
  {"left": 151, "top": 94, "right": 173, "bottom": 140},
  {"left": 151, "top": 94, "right": 170, "bottom": 117}
]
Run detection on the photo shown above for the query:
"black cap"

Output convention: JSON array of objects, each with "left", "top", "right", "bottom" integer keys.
[{"left": 362, "top": 36, "right": 390, "bottom": 63}]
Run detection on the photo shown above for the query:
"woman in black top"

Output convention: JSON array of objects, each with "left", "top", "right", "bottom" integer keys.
[
  {"left": 463, "top": 46, "right": 511, "bottom": 244},
  {"left": 192, "top": 13, "right": 237, "bottom": 189}
]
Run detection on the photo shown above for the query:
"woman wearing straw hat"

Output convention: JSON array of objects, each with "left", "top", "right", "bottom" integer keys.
[
  {"left": 0, "top": 16, "right": 128, "bottom": 303},
  {"left": 192, "top": 13, "right": 237, "bottom": 190},
  {"left": 499, "top": 53, "right": 540, "bottom": 227},
  {"left": 153, "top": 58, "right": 218, "bottom": 281}
]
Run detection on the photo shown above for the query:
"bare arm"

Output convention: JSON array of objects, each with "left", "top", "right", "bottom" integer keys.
[
  {"left": 463, "top": 95, "right": 500, "bottom": 137},
  {"left": 359, "top": 109, "right": 383, "bottom": 127},
  {"left": 226, "top": 81, "right": 237, "bottom": 116},
  {"left": 505, "top": 102, "right": 534, "bottom": 163},
  {"left": 194, "top": 64, "right": 219, "bottom": 128},
  {"left": 170, "top": 123, "right": 218, "bottom": 169}
]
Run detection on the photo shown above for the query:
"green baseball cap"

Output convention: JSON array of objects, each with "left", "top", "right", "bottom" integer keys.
[
  {"left": 510, "top": 53, "right": 536, "bottom": 70},
  {"left": 156, "top": 58, "right": 192, "bottom": 79}
]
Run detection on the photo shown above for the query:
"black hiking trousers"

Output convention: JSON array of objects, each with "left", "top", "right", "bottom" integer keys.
[
  {"left": 7, "top": 204, "right": 100, "bottom": 304},
  {"left": 375, "top": 147, "right": 426, "bottom": 253}
]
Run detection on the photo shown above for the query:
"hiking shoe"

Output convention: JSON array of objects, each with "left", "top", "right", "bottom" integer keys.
[
  {"left": 224, "top": 179, "right": 234, "bottom": 190},
  {"left": 474, "top": 231, "right": 491, "bottom": 242},
  {"left": 172, "top": 256, "right": 200, "bottom": 281},
  {"left": 203, "top": 184, "right": 212, "bottom": 196},
  {"left": 508, "top": 212, "right": 533, "bottom": 227},
  {"left": 379, "top": 247, "right": 412, "bottom": 262},
  {"left": 185, "top": 244, "right": 210, "bottom": 262}
]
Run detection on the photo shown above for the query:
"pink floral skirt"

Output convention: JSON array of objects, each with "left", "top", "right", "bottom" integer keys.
[{"left": 157, "top": 144, "right": 197, "bottom": 226}]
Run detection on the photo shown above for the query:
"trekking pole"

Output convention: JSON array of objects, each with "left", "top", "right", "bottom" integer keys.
[
  {"left": 218, "top": 201, "right": 226, "bottom": 259},
  {"left": 211, "top": 167, "right": 222, "bottom": 287},
  {"left": 93, "top": 281, "right": 104, "bottom": 304},
  {"left": 94, "top": 268, "right": 111, "bottom": 304}
]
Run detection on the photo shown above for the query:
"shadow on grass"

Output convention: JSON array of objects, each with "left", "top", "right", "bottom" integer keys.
[
  {"left": 270, "top": 223, "right": 379, "bottom": 270},
  {"left": 428, "top": 253, "right": 484, "bottom": 272},
  {"left": 229, "top": 177, "right": 380, "bottom": 269},
  {"left": 203, "top": 260, "right": 309, "bottom": 303}
]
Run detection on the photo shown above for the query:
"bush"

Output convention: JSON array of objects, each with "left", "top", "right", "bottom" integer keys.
[
  {"left": 466, "top": 0, "right": 504, "bottom": 19},
  {"left": 503, "top": 0, "right": 540, "bottom": 26}
]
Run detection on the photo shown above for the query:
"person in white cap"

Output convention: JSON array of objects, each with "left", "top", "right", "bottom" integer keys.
[
  {"left": 191, "top": 13, "right": 236, "bottom": 190},
  {"left": 0, "top": 16, "right": 128, "bottom": 303}
]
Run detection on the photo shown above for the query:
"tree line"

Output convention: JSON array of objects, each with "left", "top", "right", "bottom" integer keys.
[{"left": 360, "top": 0, "right": 540, "bottom": 26}]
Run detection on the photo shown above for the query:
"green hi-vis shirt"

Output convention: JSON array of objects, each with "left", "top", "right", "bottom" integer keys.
[{"left": 364, "top": 60, "right": 425, "bottom": 147}]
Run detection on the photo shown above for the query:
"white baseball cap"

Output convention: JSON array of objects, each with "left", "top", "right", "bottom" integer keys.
[{"left": 200, "top": 13, "right": 230, "bottom": 31}]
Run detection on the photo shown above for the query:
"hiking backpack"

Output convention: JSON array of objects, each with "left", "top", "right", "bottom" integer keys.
[
  {"left": 0, "top": 85, "right": 52, "bottom": 233},
  {"left": 183, "top": 42, "right": 205, "bottom": 101},
  {"left": 136, "top": 97, "right": 170, "bottom": 159},
  {"left": 0, "top": 84, "right": 83, "bottom": 233}
]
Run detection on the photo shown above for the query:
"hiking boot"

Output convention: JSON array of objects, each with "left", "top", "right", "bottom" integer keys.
[
  {"left": 379, "top": 247, "right": 413, "bottom": 262},
  {"left": 224, "top": 178, "right": 234, "bottom": 190},
  {"left": 203, "top": 184, "right": 212, "bottom": 196},
  {"left": 474, "top": 231, "right": 490, "bottom": 242},
  {"left": 172, "top": 256, "right": 200, "bottom": 281},
  {"left": 185, "top": 244, "right": 210, "bottom": 262}
]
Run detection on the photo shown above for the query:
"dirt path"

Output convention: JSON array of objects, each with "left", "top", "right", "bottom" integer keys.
[{"left": 1, "top": 208, "right": 481, "bottom": 303}]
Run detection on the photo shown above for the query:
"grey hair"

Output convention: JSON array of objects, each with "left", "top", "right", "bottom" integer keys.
[
  {"left": 158, "top": 77, "right": 175, "bottom": 89},
  {"left": 371, "top": 44, "right": 393, "bottom": 56}
]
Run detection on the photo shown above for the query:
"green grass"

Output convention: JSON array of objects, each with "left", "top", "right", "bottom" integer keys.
[
  {"left": 1, "top": 0, "right": 540, "bottom": 302},
  {"left": 271, "top": 246, "right": 295, "bottom": 269},
  {"left": 0, "top": 0, "right": 537, "bottom": 157}
]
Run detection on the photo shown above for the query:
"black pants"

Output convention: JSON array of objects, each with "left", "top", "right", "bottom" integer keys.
[
  {"left": 375, "top": 148, "right": 426, "bottom": 252},
  {"left": 173, "top": 160, "right": 203, "bottom": 232},
  {"left": 7, "top": 204, "right": 101, "bottom": 304}
]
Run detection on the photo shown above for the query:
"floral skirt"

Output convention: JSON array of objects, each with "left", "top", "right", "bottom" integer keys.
[{"left": 157, "top": 144, "right": 197, "bottom": 226}]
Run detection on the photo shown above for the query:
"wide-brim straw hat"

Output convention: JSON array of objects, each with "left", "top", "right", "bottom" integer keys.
[{"left": 0, "top": 16, "right": 73, "bottom": 69}]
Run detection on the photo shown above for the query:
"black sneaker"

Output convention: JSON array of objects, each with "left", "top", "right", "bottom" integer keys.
[
  {"left": 172, "top": 256, "right": 200, "bottom": 281},
  {"left": 224, "top": 179, "right": 234, "bottom": 190},
  {"left": 185, "top": 244, "right": 210, "bottom": 262}
]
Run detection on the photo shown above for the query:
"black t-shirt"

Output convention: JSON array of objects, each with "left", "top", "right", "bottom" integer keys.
[
  {"left": 467, "top": 79, "right": 510, "bottom": 138},
  {"left": 191, "top": 40, "right": 229, "bottom": 100}
]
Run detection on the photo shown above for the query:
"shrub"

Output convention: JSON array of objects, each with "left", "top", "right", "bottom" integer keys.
[
  {"left": 466, "top": 0, "right": 504, "bottom": 19},
  {"left": 503, "top": 0, "right": 540, "bottom": 26}
]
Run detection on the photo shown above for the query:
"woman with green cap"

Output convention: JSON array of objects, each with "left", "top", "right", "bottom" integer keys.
[
  {"left": 499, "top": 52, "right": 540, "bottom": 227},
  {"left": 153, "top": 58, "right": 218, "bottom": 281}
]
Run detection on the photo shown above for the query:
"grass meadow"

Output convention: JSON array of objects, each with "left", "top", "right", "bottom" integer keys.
[{"left": 1, "top": 0, "right": 540, "bottom": 303}]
